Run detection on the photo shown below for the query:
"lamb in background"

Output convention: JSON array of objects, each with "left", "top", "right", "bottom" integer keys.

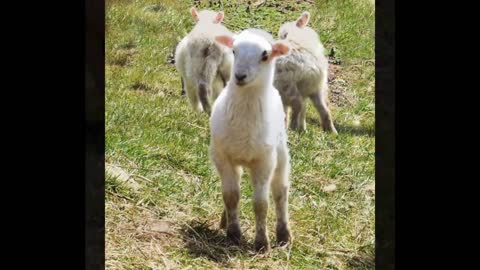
[
  {"left": 175, "top": 7, "right": 233, "bottom": 114},
  {"left": 275, "top": 11, "right": 338, "bottom": 133},
  {"left": 211, "top": 29, "right": 292, "bottom": 252}
]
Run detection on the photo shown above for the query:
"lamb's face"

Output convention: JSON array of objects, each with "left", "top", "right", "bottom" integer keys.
[
  {"left": 231, "top": 32, "right": 273, "bottom": 86},
  {"left": 215, "top": 31, "right": 290, "bottom": 88}
]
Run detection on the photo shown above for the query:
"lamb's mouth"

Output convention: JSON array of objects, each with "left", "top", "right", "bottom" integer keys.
[{"left": 236, "top": 80, "right": 247, "bottom": 86}]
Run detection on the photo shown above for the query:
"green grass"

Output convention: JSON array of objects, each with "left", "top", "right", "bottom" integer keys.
[{"left": 106, "top": 0, "right": 375, "bottom": 269}]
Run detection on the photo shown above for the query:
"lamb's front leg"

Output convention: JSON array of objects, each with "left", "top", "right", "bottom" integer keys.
[
  {"left": 250, "top": 157, "right": 276, "bottom": 252},
  {"left": 271, "top": 144, "right": 292, "bottom": 246},
  {"left": 216, "top": 161, "right": 242, "bottom": 244}
]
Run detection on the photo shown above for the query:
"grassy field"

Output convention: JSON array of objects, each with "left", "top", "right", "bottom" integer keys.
[{"left": 105, "top": 0, "right": 375, "bottom": 269}]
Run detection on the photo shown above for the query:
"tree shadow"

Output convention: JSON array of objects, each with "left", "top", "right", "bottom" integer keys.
[{"left": 180, "top": 219, "right": 251, "bottom": 264}]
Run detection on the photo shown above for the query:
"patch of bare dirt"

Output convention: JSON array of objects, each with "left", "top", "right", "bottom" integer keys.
[
  {"left": 107, "top": 47, "right": 138, "bottom": 67},
  {"left": 328, "top": 63, "right": 355, "bottom": 107},
  {"left": 106, "top": 199, "right": 183, "bottom": 269}
]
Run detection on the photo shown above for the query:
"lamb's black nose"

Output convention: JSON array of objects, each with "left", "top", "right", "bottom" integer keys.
[{"left": 235, "top": 73, "right": 247, "bottom": 81}]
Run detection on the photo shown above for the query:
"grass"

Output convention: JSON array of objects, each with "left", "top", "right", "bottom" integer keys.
[{"left": 105, "top": 0, "right": 375, "bottom": 269}]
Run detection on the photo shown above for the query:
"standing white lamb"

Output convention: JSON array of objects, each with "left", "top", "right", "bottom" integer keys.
[
  {"left": 275, "top": 11, "right": 338, "bottom": 133},
  {"left": 175, "top": 7, "right": 233, "bottom": 114},
  {"left": 211, "top": 30, "right": 292, "bottom": 252}
]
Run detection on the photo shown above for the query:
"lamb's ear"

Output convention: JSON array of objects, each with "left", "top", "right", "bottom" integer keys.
[
  {"left": 271, "top": 41, "right": 290, "bottom": 58},
  {"left": 190, "top": 7, "right": 199, "bottom": 21},
  {"left": 213, "top": 11, "right": 224, "bottom": 24},
  {"left": 296, "top": 11, "right": 310, "bottom": 28},
  {"left": 215, "top": 35, "right": 234, "bottom": 48}
]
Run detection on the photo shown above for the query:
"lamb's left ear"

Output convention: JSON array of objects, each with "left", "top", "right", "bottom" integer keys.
[
  {"left": 296, "top": 11, "right": 310, "bottom": 28},
  {"left": 271, "top": 42, "right": 290, "bottom": 58},
  {"left": 213, "top": 11, "right": 224, "bottom": 24},
  {"left": 215, "top": 35, "right": 234, "bottom": 48}
]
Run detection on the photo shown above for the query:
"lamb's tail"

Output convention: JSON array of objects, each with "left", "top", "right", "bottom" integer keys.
[{"left": 188, "top": 39, "right": 223, "bottom": 114}]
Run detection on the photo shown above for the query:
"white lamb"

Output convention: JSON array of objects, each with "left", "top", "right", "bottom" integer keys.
[
  {"left": 211, "top": 30, "right": 292, "bottom": 252},
  {"left": 175, "top": 7, "right": 233, "bottom": 114},
  {"left": 275, "top": 11, "right": 337, "bottom": 133}
]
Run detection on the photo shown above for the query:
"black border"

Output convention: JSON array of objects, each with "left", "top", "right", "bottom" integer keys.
[
  {"left": 85, "top": 0, "right": 396, "bottom": 268},
  {"left": 375, "top": 0, "right": 396, "bottom": 269},
  {"left": 85, "top": 0, "right": 105, "bottom": 268}
]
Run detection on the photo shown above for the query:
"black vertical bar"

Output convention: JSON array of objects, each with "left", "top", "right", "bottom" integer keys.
[
  {"left": 85, "top": 0, "right": 105, "bottom": 268},
  {"left": 376, "top": 0, "right": 396, "bottom": 269}
]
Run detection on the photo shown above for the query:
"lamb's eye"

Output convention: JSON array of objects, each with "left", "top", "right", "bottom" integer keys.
[
  {"left": 261, "top": 50, "right": 268, "bottom": 61},
  {"left": 232, "top": 50, "right": 235, "bottom": 55},
  {"left": 282, "top": 33, "right": 288, "bottom": 39}
]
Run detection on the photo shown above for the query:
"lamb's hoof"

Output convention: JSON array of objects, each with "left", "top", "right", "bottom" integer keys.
[
  {"left": 291, "top": 123, "right": 306, "bottom": 133},
  {"left": 325, "top": 126, "right": 338, "bottom": 135},
  {"left": 276, "top": 223, "right": 292, "bottom": 246},
  {"left": 254, "top": 236, "right": 270, "bottom": 253},
  {"left": 322, "top": 123, "right": 338, "bottom": 134},
  {"left": 194, "top": 106, "right": 203, "bottom": 113},
  {"left": 226, "top": 224, "right": 242, "bottom": 245}
]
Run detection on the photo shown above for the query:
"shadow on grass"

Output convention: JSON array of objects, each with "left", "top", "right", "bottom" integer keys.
[
  {"left": 306, "top": 117, "right": 374, "bottom": 137},
  {"left": 347, "top": 252, "right": 375, "bottom": 269},
  {"left": 335, "top": 123, "right": 375, "bottom": 137},
  {"left": 180, "top": 219, "right": 251, "bottom": 263}
]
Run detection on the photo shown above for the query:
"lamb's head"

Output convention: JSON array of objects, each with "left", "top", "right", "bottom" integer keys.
[
  {"left": 278, "top": 11, "right": 310, "bottom": 40},
  {"left": 215, "top": 30, "right": 290, "bottom": 87},
  {"left": 190, "top": 7, "right": 224, "bottom": 24}
]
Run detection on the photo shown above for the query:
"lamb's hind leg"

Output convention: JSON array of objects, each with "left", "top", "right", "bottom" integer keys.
[
  {"left": 279, "top": 94, "right": 289, "bottom": 129},
  {"left": 186, "top": 80, "right": 203, "bottom": 112},
  {"left": 180, "top": 77, "right": 186, "bottom": 96},
  {"left": 298, "top": 98, "right": 307, "bottom": 131},
  {"left": 198, "top": 83, "right": 211, "bottom": 115},
  {"left": 310, "top": 83, "right": 337, "bottom": 134},
  {"left": 212, "top": 74, "right": 224, "bottom": 103},
  {"left": 310, "top": 91, "right": 337, "bottom": 134},
  {"left": 290, "top": 97, "right": 306, "bottom": 132},
  {"left": 286, "top": 84, "right": 306, "bottom": 132},
  {"left": 271, "top": 144, "right": 292, "bottom": 246}
]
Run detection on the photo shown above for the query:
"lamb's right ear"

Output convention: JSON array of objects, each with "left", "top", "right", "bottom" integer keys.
[
  {"left": 215, "top": 35, "right": 234, "bottom": 48},
  {"left": 191, "top": 7, "right": 199, "bottom": 21},
  {"left": 296, "top": 11, "right": 310, "bottom": 28},
  {"left": 213, "top": 11, "right": 224, "bottom": 24}
]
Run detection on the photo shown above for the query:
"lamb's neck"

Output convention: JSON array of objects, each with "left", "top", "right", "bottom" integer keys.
[
  {"left": 229, "top": 82, "right": 271, "bottom": 104},
  {"left": 229, "top": 66, "right": 275, "bottom": 101}
]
